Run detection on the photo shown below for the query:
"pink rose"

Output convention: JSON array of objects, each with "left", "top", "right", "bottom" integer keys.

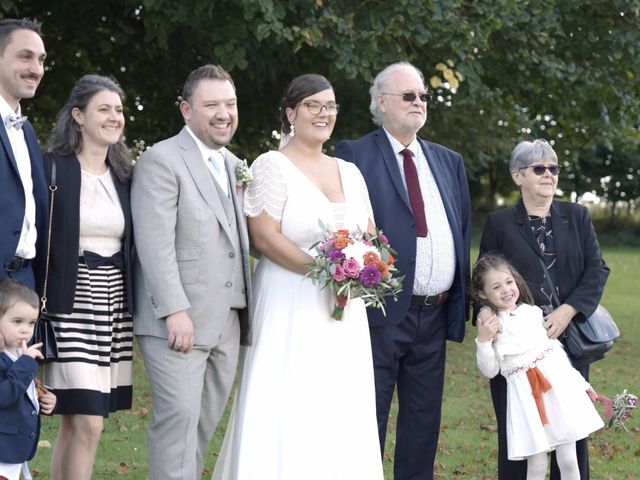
[
  {"left": 342, "top": 258, "right": 361, "bottom": 278},
  {"left": 331, "top": 264, "right": 347, "bottom": 282}
]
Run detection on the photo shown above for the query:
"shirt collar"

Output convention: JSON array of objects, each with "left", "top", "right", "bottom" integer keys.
[
  {"left": 184, "top": 125, "right": 226, "bottom": 162},
  {"left": 0, "top": 95, "right": 22, "bottom": 123},
  {"left": 383, "top": 127, "right": 419, "bottom": 158}
]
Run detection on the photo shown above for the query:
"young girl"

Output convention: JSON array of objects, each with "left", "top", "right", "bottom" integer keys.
[
  {"left": 0, "top": 280, "right": 56, "bottom": 480},
  {"left": 471, "top": 254, "right": 603, "bottom": 480}
]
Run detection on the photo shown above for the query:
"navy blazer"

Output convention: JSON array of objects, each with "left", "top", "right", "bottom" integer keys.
[
  {"left": 335, "top": 128, "right": 471, "bottom": 342},
  {"left": 0, "top": 352, "right": 40, "bottom": 463},
  {"left": 479, "top": 199, "right": 610, "bottom": 322},
  {"left": 33, "top": 153, "right": 134, "bottom": 314},
  {"left": 0, "top": 121, "right": 48, "bottom": 291}
]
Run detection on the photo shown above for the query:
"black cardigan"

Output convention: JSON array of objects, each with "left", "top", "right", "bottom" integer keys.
[{"left": 35, "top": 153, "right": 134, "bottom": 314}]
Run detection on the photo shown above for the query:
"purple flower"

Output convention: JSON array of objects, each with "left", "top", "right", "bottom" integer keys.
[
  {"left": 379, "top": 233, "right": 389, "bottom": 246},
  {"left": 327, "top": 248, "right": 346, "bottom": 263},
  {"left": 343, "top": 258, "right": 361, "bottom": 278},
  {"left": 359, "top": 264, "right": 382, "bottom": 287},
  {"left": 331, "top": 264, "right": 347, "bottom": 282}
]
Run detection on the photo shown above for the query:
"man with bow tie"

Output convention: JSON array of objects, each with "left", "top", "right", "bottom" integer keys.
[{"left": 0, "top": 18, "right": 47, "bottom": 292}]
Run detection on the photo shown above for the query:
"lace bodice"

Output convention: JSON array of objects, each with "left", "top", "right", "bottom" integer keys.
[{"left": 244, "top": 151, "right": 374, "bottom": 250}]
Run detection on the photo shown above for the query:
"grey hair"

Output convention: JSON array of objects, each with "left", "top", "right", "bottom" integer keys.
[
  {"left": 369, "top": 61, "right": 425, "bottom": 126},
  {"left": 510, "top": 139, "right": 558, "bottom": 172}
]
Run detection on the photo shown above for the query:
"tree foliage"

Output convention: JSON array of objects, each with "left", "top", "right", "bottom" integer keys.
[{"left": 4, "top": 0, "right": 640, "bottom": 209}]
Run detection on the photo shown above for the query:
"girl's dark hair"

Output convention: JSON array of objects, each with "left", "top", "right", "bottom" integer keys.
[
  {"left": 279, "top": 74, "right": 333, "bottom": 134},
  {"left": 47, "top": 74, "right": 132, "bottom": 183},
  {"left": 470, "top": 253, "right": 534, "bottom": 307}
]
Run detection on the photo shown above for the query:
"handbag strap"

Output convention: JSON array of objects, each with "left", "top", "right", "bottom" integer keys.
[
  {"left": 535, "top": 255, "right": 561, "bottom": 308},
  {"left": 41, "top": 158, "right": 57, "bottom": 314}
]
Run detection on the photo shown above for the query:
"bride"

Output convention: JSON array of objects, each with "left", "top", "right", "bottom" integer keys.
[{"left": 213, "top": 74, "right": 384, "bottom": 479}]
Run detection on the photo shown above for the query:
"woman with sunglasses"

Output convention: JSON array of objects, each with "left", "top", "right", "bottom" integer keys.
[
  {"left": 212, "top": 74, "right": 383, "bottom": 479},
  {"left": 476, "top": 139, "right": 609, "bottom": 479}
]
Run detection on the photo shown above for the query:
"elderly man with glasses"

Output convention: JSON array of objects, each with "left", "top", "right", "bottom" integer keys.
[{"left": 335, "top": 61, "right": 471, "bottom": 480}]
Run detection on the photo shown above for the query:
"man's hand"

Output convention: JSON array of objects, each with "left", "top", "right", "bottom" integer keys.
[
  {"left": 544, "top": 304, "right": 577, "bottom": 339},
  {"left": 166, "top": 310, "right": 194, "bottom": 353}
]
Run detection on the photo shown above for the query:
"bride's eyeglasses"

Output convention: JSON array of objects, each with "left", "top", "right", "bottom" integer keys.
[
  {"left": 302, "top": 101, "right": 340, "bottom": 116},
  {"left": 521, "top": 164, "right": 561, "bottom": 176}
]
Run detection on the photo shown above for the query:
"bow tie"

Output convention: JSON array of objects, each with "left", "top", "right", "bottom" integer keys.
[{"left": 5, "top": 114, "right": 28, "bottom": 130}]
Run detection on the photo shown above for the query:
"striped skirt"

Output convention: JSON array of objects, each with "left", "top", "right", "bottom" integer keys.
[{"left": 41, "top": 260, "right": 133, "bottom": 416}]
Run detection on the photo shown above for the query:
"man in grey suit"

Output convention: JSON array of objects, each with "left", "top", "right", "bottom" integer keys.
[{"left": 132, "top": 64, "right": 252, "bottom": 480}]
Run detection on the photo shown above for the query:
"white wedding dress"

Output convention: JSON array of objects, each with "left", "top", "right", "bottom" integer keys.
[{"left": 213, "top": 151, "right": 384, "bottom": 480}]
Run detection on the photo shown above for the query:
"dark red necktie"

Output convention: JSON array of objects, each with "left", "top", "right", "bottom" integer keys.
[{"left": 401, "top": 148, "right": 428, "bottom": 237}]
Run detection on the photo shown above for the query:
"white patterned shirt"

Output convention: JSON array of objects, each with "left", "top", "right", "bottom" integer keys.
[{"left": 384, "top": 129, "right": 455, "bottom": 295}]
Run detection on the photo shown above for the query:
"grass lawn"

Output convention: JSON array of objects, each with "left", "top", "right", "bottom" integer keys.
[{"left": 30, "top": 247, "right": 639, "bottom": 479}]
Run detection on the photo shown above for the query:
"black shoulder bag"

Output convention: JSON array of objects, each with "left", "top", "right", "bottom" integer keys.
[
  {"left": 536, "top": 256, "right": 619, "bottom": 363},
  {"left": 30, "top": 159, "right": 59, "bottom": 362}
]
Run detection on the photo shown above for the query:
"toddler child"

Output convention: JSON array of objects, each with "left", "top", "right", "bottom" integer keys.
[{"left": 0, "top": 280, "right": 56, "bottom": 480}]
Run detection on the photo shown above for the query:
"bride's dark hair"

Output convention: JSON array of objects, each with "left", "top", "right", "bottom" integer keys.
[{"left": 280, "top": 74, "right": 333, "bottom": 134}]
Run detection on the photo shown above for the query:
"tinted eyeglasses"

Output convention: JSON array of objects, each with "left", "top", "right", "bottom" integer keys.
[
  {"left": 302, "top": 101, "right": 340, "bottom": 116},
  {"left": 382, "top": 91, "right": 433, "bottom": 103},
  {"left": 521, "top": 164, "right": 561, "bottom": 176}
]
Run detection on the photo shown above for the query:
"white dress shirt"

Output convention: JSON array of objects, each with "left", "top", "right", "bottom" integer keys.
[{"left": 384, "top": 129, "right": 456, "bottom": 295}]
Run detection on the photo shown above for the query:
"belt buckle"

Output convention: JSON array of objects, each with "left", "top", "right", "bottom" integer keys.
[
  {"left": 423, "top": 294, "right": 437, "bottom": 306},
  {"left": 5, "top": 257, "right": 25, "bottom": 272}
]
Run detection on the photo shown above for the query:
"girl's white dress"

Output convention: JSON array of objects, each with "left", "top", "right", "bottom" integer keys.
[
  {"left": 213, "top": 151, "right": 383, "bottom": 480},
  {"left": 476, "top": 303, "right": 604, "bottom": 460}
]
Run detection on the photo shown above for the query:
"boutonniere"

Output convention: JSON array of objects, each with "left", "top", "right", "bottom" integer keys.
[{"left": 235, "top": 159, "right": 253, "bottom": 194}]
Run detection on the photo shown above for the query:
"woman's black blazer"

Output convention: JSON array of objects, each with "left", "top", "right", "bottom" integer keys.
[
  {"left": 479, "top": 199, "right": 609, "bottom": 322},
  {"left": 36, "top": 153, "right": 134, "bottom": 314}
]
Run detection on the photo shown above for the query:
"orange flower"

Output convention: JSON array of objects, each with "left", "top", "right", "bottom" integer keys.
[
  {"left": 336, "top": 229, "right": 350, "bottom": 237},
  {"left": 387, "top": 253, "right": 395, "bottom": 265},
  {"left": 363, "top": 251, "right": 381, "bottom": 265},
  {"left": 334, "top": 237, "right": 352, "bottom": 249},
  {"left": 376, "top": 261, "right": 390, "bottom": 277}
]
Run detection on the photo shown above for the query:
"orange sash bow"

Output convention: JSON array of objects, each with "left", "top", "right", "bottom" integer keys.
[{"left": 526, "top": 366, "right": 553, "bottom": 425}]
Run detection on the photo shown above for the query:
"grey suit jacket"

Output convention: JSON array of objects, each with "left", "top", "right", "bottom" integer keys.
[{"left": 131, "top": 127, "right": 252, "bottom": 346}]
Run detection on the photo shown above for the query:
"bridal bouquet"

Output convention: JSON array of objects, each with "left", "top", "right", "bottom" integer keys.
[
  {"left": 598, "top": 389, "right": 638, "bottom": 431},
  {"left": 306, "top": 222, "right": 404, "bottom": 320}
]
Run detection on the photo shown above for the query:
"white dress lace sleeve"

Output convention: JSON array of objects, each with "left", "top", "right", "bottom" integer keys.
[{"left": 243, "top": 151, "right": 288, "bottom": 220}]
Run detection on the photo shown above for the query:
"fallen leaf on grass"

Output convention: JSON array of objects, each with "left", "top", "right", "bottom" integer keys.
[
  {"left": 480, "top": 424, "right": 498, "bottom": 432},
  {"left": 37, "top": 440, "right": 51, "bottom": 448}
]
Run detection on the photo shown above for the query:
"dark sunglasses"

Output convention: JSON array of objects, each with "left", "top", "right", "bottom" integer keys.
[
  {"left": 382, "top": 91, "right": 433, "bottom": 103},
  {"left": 522, "top": 164, "right": 561, "bottom": 176}
]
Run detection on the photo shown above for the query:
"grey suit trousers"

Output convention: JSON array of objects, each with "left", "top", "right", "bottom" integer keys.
[{"left": 138, "top": 310, "right": 240, "bottom": 480}]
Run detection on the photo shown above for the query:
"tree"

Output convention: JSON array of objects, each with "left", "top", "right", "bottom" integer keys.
[{"left": 4, "top": 0, "right": 639, "bottom": 210}]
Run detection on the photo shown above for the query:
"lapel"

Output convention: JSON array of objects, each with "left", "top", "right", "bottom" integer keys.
[
  {"left": 417, "top": 137, "right": 459, "bottom": 234},
  {"left": 224, "top": 151, "right": 250, "bottom": 252},
  {"left": 372, "top": 129, "right": 411, "bottom": 211},
  {"left": 0, "top": 123, "right": 19, "bottom": 174},
  {"left": 514, "top": 200, "right": 544, "bottom": 257},
  {"left": 178, "top": 128, "right": 232, "bottom": 240},
  {"left": 549, "top": 201, "right": 569, "bottom": 275},
  {"left": 0, "top": 352, "right": 38, "bottom": 409},
  {"left": 110, "top": 167, "right": 131, "bottom": 241}
]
